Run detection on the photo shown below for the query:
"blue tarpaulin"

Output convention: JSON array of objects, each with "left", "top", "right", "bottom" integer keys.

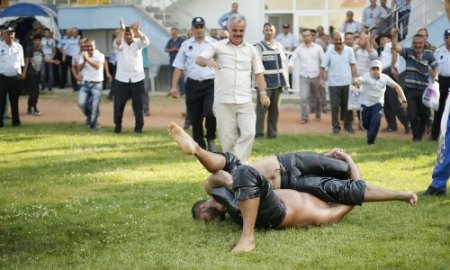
[{"left": 0, "top": 3, "right": 60, "bottom": 40}]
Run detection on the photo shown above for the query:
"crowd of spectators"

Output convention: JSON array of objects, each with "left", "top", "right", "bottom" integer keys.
[
  {"left": 0, "top": 0, "right": 448, "bottom": 196},
  {"left": 0, "top": 0, "right": 447, "bottom": 145}
]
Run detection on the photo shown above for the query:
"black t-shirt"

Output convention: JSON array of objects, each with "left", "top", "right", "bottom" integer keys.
[{"left": 26, "top": 47, "right": 44, "bottom": 75}]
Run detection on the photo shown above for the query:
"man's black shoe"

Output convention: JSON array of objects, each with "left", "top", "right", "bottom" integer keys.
[
  {"left": 422, "top": 186, "right": 446, "bottom": 196},
  {"left": 114, "top": 125, "right": 122, "bottom": 133}
]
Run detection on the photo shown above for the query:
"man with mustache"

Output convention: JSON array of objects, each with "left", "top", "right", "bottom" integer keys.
[
  {"left": 391, "top": 27, "right": 438, "bottom": 142},
  {"left": 112, "top": 19, "right": 150, "bottom": 134},
  {"left": 320, "top": 32, "right": 357, "bottom": 135},
  {"left": 196, "top": 13, "right": 270, "bottom": 163}
]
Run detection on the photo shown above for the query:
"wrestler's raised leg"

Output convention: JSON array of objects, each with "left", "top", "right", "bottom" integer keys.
[
  {"left": 364, "top": 184, "right": 418, "bottom": 206},
  {"left": 168, "top": 121, "right": 226, "bottom": 173}
]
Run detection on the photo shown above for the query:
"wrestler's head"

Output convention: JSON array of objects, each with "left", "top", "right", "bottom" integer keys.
[{"left": 191, "top": 199, "right": 226, "bottom": 222}]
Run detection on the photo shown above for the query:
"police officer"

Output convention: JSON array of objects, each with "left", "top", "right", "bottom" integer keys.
[
  {"left": 0, "top": 26, "right": 25, "bottom": 128},
  {"left": 254, "top": 22, "right": 289, "bottom": 139},
  {"left": 431, "top": 29, "right": 450, "bottom": 140},
  {"left": 170, "top": 17, "right": 217, "bottom": 151}
]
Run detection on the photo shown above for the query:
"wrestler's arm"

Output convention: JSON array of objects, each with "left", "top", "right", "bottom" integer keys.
[
  {"left": 332, "top": 150, "right": 361, "bottom": 180},
  {"left": 324, "top": 148, "right": 361, "bottom": 180},
  {"left": 204, "top": 171, "right": 233, "bottom": 195}
]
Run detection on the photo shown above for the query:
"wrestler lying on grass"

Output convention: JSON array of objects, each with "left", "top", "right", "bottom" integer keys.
[{"left": 168, "top": 121, "right": 417, "bottom": 253}]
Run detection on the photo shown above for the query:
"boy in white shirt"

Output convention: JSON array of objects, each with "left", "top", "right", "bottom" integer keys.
[{"left": 353, "top": 60, "right": 407, "bottom": 144}]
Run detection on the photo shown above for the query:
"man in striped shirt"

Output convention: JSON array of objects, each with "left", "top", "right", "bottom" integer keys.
[{"left": 391, "top": 27, "right": 438, "bottom": 142}]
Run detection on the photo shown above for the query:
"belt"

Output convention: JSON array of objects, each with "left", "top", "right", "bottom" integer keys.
[
  {"left": 83, "top": 80, "right": 102, "bottom": 83},
  {"left": 187, "top": 77, "right": 214, "bottom": 83}
]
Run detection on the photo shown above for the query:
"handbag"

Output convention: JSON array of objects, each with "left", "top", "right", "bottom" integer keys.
[
  {"left": 347, "top": 85, "right": 360, "bottom": 111},
  {"left": 422, "top": 78, "right": 440, "bottom": 111}
]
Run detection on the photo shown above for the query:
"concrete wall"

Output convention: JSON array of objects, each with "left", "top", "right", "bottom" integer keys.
[
  {"left": 166, "top": 0, "right": 265, "bottom": 44},
  {"left": 58, "top": 5, "right": 170, "bottom": 65}
]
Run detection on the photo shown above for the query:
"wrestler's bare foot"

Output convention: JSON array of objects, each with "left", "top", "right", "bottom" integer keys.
[
  {"left": 407, "top": 193, "right": 418, "bottom": 207},
  {"left": 231, "top": 238, "right": 255, "bottom": 253},
  {"left": 168, "top": 121, "right": 198, "bottom": 155}
]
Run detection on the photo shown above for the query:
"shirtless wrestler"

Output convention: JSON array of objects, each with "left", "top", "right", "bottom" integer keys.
[{"left": 168, "top": 121, "right": 418, "bottom": 252}]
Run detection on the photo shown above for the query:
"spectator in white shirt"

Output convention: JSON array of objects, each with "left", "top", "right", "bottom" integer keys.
[
  {"left": 320, "top": 32, "right": 357, "bottom": 134},
  {"left": 354, "top": 33, "right": 379, "bottom": 77},
  {"left": 196, "top": 13, "right": 269, "bottom": 163},
  {"left": 113, "top": 19, "right": 150, "bottom": 134},
  {"left": 218, "top": 2, "right": 239, "bottom": 30},
  {"left": 315, "top": 25, "right": 330, "bottom": 52},
  {"left": 0, "top": 27, "right": 24, "bottom": 128},
  {"left": 289, "top": 29, "right": 324, "bottom": 123},
  {"left": 362, "top": 0, "right": 387, "bottom": 32},
  {"left": 77, "top": 39, "right": 111, "bottom": 129},
  {"left": 276, "top": 23, "right": 299, "bottom": 52},
  {"left": 41, "top": 28, "right": 57, "bottom": 91},
  {"left": 276, "top": 23, "right": 299, "bottom": 92},
  {"left": 353, "top": 60, "right": 407, "bottom": 144},
  {"left": 64, "top": 28, "right": 81, "bottom": 91},
  {"left": 339, "top": 11, "right": 363, "bottom": 34}
]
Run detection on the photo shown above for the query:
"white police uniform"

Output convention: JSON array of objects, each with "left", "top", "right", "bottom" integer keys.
[{"left": 0, "top": 34, "right": 25, "bottom": 127}]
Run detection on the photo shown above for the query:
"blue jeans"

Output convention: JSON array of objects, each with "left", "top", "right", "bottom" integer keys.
[
  {"left": 78, "top": 81, "right": 102, "bottom": 128},
  {"left": 430, "top": 114, "right": 450, "bottom": 192},
  {"left": 361, "top": 103, "right": 383, "bottom": 144},
  {"left": 41, "top": 62, "right": 54, "bottom": 90}
]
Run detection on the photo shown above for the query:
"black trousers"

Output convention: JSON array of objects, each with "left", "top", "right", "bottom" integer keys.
[
  {"left": 383, "top": 69, "right": 408, "bottom": 130},
  {"left": 406, "top": 90, "right": 430, "bottom": 140},
  {"left": 0, "top": 74, "right": 21, "bottom": 127},
  {"left": 329, "top": 85, "right": 353, "bottom": 132},
  {"left": 61, "top": 56, "right": 71, "bottom": 89},
  {"left": 65, "top": 56, "right": 78, "bottom": 91},
  {"left": 113, "top": 79, "right": 144, "bottom": 131},
  {"left": 26, "top": 74, "right": 40, "bottom": 108},
  {"left": 431, "top": 76, "right": 450, "bottom": 140},
  {"left": 185, "top": 78, "right": 216, "bottom": 149}
]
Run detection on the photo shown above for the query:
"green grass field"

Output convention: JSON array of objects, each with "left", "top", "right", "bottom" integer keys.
[{"left": 1, "top": 123, "right": 449, "bottom": 269}]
